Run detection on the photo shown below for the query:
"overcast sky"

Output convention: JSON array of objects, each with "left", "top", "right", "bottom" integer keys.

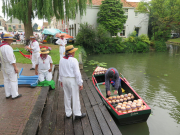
[{"left": 0, "top": 0, "right": 145, "bottom": 26}]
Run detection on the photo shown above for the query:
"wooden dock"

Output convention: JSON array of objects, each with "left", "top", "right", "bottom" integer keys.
[{"left": 23, "top": 67, "right": 122, "bottom": 135}]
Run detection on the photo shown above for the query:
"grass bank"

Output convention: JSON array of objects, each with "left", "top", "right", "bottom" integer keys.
[
  {"left": 11, "top": 44, "right": 85, "bottom": 65},
  {"left": 168, "top": 38, "right": 180, "bottom": 43}
]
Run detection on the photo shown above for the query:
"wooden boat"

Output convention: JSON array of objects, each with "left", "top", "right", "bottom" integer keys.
[{"left": 92, "top": 67, "right": 151, "bottom": 125}]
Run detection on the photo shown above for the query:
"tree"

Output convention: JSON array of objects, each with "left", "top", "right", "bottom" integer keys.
[
  {"left": 8, "top": 27, "right": 13, "bottom": 32},
  {"left": 137, "top": 0, "right": 180, "bottom": 41},
  {"left": 2, "top": 0, "right": 92, "bottom": 42},
  {"left": 97, "top": 0, "right": 127, "bottom": 36}
]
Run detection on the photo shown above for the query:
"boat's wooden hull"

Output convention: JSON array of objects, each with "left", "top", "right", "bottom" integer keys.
[{"left": 92, "top": 70, "right": 151, "bottom": 126}]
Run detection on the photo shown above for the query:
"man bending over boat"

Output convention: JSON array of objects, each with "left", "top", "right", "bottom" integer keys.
[{"left": 105, "top": 68, "right": 122, "bottom": 98}]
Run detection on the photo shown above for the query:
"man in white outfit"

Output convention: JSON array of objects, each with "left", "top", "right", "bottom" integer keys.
[
  {"left": 56, "top": 34, "right": 67, "bottom": 59},
  {"left": 35, "top": 48, "right": 53, "bottom": 82},
  {"left": 0, "top": 34, "right": 22, "bottom": 99},
  {"left": 59, "top": 45, "right": 86, "bottom": 120},
  {"left": 26, "top": 36, "right": 40, "bottom": 70}
]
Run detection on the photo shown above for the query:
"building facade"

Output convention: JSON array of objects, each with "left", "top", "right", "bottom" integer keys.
[
  {"left": 69, "top": 0, "right": 149, "bottom": 38},
  {"left": 6, "top": 18, "right": 24, "bottom": 32},
  {"left": 0, "top": 16, "right": 6, "bottom": 31}
]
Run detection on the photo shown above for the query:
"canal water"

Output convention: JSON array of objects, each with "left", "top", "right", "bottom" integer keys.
[{"left": 84, "top": 44, "right": 180, "bottom": 135}]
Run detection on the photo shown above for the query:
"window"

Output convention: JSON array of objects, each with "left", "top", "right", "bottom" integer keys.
[
  {"left": 19, "top": 25, "right": 21, "bottom": 28},
  {"left": 124, "top": 9, "right": 128, "bottom": 16},
  {"left": 120, "top": 27, "right": 126, "bottom": 37},
  {"left": 135, "top": 12, "right": 138, "bottom": 17},
  {"left": 9, "top": 25, "right": 11, "bottom": 28}
]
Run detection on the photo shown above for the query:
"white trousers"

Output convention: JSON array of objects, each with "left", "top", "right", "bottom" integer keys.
[
  {"left": 62, "top": 77, "right": 82, "bottom": 117},
  {"left": 38, "top": 71, "right": 52, "bottom": 82},
  {"left": 31, "top": 52, "right": 40, "bottom": 68},
  {"left": 2, "top": 69, "right": 19, "bottom": 98},
  {"left": 59, "top": 46, "right": 65, "bottom": 59}
]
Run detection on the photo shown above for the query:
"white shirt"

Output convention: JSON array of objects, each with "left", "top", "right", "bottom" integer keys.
[
  {"left": 36, "top": 55, "right": 53, "bottom": 72},
  {"left": 20, "top": 35, "right": 24, "bottom": 40},
  {"left": 29, "top": 40, "right": 40, "bottom": 53},
  {"left": 56, "top": 38, "right": 67, "bottom": 46},
  {"left": 0, "top": 45, "right": 16, "bottom": 64},
  {"left": 59, "top": 57, "right": 83, "bottom": 86},
  {"left": 56, "top": 38, "right": 67, "bottom": 53}
]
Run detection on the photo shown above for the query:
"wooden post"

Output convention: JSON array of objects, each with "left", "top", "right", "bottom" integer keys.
[{"left": 79, "top": 53, "right": 83, "bottom": 69}]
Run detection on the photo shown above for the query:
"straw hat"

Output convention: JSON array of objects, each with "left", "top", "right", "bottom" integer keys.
[
  {"left": 30, "top": 36, "right": 35, "bottom": 39},
  {"left": 3, "top": 34, "right": 14, "bottom": 40},
  {"left": 63, "top": 45, "right": 78, "bottom": 55},
  {"left": 60, "top": 34, "right": 65, "bottom": 37},
  {"left": 39, "top": 48, "right": 49, "bottom": 54}
]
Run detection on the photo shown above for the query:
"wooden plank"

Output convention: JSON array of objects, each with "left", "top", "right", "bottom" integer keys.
[
  {"left": 48, "top": 90, "right": 58, "bottom": 134},
  {"left": 65, "top": 117, "right": 74, "bottom": 135},
  {"left": 38, "top": 90, "right": 55, "bottom": 135},
  {"left": 80, "top": 90, "right": 102, "bottom": 135},
  {"left": 73, "top": 118, "right": 83, "bottom": 135},
  {"left": 99, "top": 104, "right": 122, "bottom": 135},
  {"left": 93, "top": 105, "right": 112, "bottom": 135},
  {"left": 72, "top": 93, "right": 83, "bottom": 135},
  {"left": 49, "top": 69, "right": 59, "bottom": 134},
  {"left": 56, "top": 87, "right": 65, "bottom": 135},
  {"left": 22, "top": 86, "right": 49, "bottom": 135},
  {"left": 86, "top": 79, "right": 103, "bottom": 104},
  {"left": 83, "top": 81, "right": 97, "bottom": 106},
  {"left": 79, "top": 93, "right": 93, "bottom": 135}
]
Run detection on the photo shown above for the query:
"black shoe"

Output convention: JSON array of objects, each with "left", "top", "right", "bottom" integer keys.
[
  {"left": 12, "top": 94, "right": 22, "bottom": 100},
  {"left": 30, "top": 68, "right": 35, "bottom": 70},
  {"left": 75, "top": 113, "right": 86, "bottom": 120},
  {"left": 6, "top": 95, "right": 11, "bottom": 99},
  {"left": 66, "top": 115, "right": 72, "bottom": 118}
]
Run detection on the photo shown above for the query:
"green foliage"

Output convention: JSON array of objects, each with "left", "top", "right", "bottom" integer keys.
[
  {"left": 97, "top": 0, "right": 127, "bottom": 36},
  {"left": 75, "top": 23, "right": 126, "bottom": 54},
  {"left": 137, "top": 0, "right": 180, "bottom": 41},
  {"left": 124, "top": 31, "right": 150, "bottom": 53},
  {"left": 87, "top": 60, "right": 107, "bottom": 67},
  {"left": 8, "top": 27, "right": 13, "bottom": 32},
  {"left": 2, "top": 0, "right": 92, "bottom": 39},
  {"left": 154, "top": 40, "right": 167, "bottom": 52}
]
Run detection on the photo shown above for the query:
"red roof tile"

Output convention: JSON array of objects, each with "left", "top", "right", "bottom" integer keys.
[{"left": 92, "top": 0, "right": 138, "bottom": 7}]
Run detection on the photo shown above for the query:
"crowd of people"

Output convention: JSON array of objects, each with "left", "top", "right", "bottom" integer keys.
[{"left": 0, "top": 33, "right": 86, "bottom": 120}]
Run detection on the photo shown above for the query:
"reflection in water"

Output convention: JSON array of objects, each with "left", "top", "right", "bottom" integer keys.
[{"left": 85, "top": 45, "right": 180, "bottom": 135}]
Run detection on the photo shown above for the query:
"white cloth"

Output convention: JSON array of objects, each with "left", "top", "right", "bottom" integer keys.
[
  {"left": 36, "top": 55, "right": 53, "bottom": 82},
  {"left": 59, "top": 57, "right": 83, "bottom": 86},
  {"left": 56, "top": 38, "right": 67, "bottom": 59},
  {"left": 32, "top": 52, "right": 40, "bottom": 68},
  {"left": 62, "top": 77, "right": 82, "bottom": 116},
  {"left": 20, "top": 35, "right": 24, "bottom": 40},
  {"left": 2, "top": 70, "right": 19, "bottom": 98},
  {"left": 30, "top": 40, "right": 40, "bottom": 68},
  {"left": 59, "top": 57, "right": 83, "bottom": 117},
  {"left": 36, "top": 55, "right": 53, "bottom": 71},
  {"left": 0, "top": 45, "right": 19, "bottom": 98},
  {"left": 38, "top": 71, "right": 52, "bottom": 82}
]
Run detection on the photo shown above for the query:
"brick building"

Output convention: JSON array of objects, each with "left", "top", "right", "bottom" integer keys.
[{"left": 6, "top": 18, "right": 24, "bottom": 32}]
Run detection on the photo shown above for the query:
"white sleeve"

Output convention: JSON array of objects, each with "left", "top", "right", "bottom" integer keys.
[
  {"left": 56, "top": 39, "right": 61, "bottom": 45},
  {"left": 73, "top": 58, "right": 83, "bottom": 86},
  {"left": 49, "top": 56, "right": 53, "bottom": 63},
  {"left": 58, "top": 61, "right": 62, "bottom": 82},
  {"left": 4, "top": 46, "right": 16, "bottom": 64},
  {"left": 31, "top": 42, "right": 39, "bottom": 52}
]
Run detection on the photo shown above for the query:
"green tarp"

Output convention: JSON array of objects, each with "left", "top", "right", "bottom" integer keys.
[{"left": 37, "top": 80, "right": 55, "bottom": 89}]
